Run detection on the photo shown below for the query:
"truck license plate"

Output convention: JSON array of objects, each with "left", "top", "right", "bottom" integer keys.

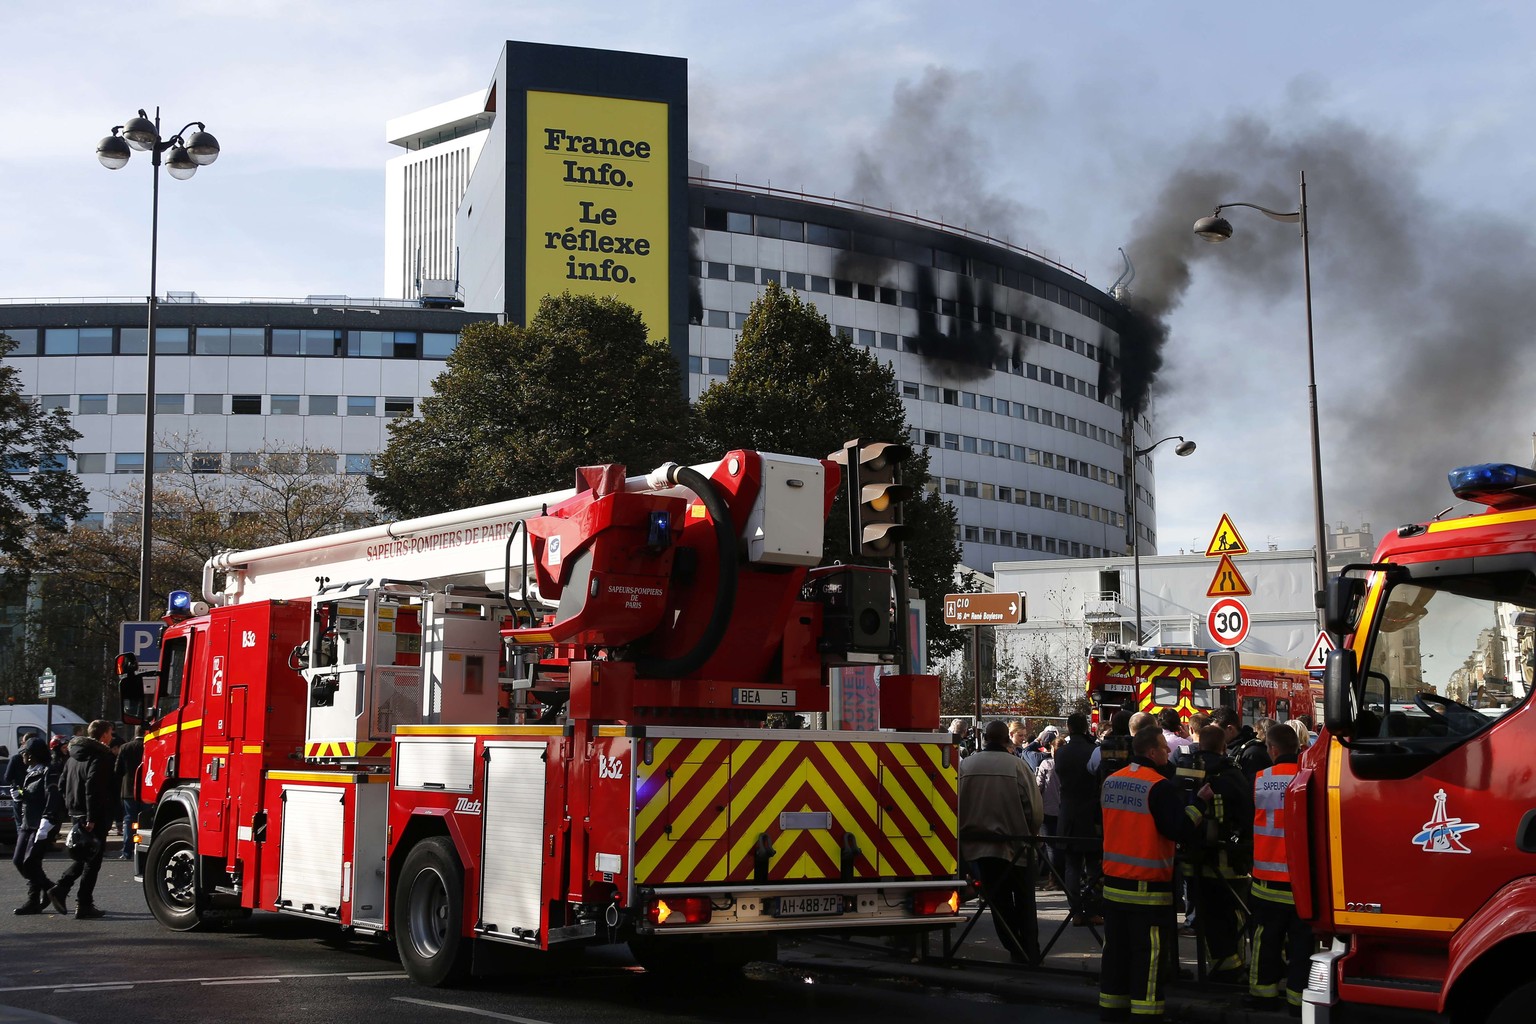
[
  {"left": 774, "top": 895, "right": 843, "bottom": 918},
  {"left": 732, "top": 688, "right": 796, "bottom": 706}
]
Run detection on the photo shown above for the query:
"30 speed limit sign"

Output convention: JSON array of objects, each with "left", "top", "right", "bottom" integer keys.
[{"left": 1207, "top": 597, "right": 1250, "bottom": 648}]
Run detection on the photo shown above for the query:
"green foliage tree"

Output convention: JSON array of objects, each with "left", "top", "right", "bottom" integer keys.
[
  {"left": 0, "top": 333, "right": 88, "bottom": 568},
  {"left": 692, "top": 282, "right": 964, "bottom": 661},
  {"left": 368, "top": 293, "right": 690, "bottom": 517}
]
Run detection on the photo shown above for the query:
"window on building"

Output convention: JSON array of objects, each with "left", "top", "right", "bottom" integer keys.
[
  {"left": 196, "top": 327, "right": 265, "bottom": 355},
  {"left": 272, "top": 328, "right": 342, "bottom": 357},
  {"left": 308, "top": 395, "right": 337, "bottom": 415},
  {"left": 706, "top": 357, "right": 730, "bottom": 375},
  {"left": 732, "top": 312, "right": 748, "bottom": 329},
  {"left": 120, "top": 327, "right": 189, "bottom": 355},
  {"left": 190, "top": 452, "right": 221, "bottom": 474},
  {"left": 155, "top": 394, "right": 184, "bottom": 414},
  {"left": 923, "top": 430, "right": 940, "bottom": 447},
  {"left": 785, "top": 272, "right": 807, "bottom": 290},
  {"left": 77, "top": 513, "right": 105, "bottom": 530},
  {"left": 982, "top": 528, "right": 997, "bottom": 544},
  {"left": 231, "top": 395, "right": 261, "bottom": 415},
  {"left": 963, "top": 480, "right": 979, "bottom": 497},
  {"left": 963, "top": 525, "right": 980, "bottom": 542},
  {"left": 733, "top": 265, "right": 754, "bottom": 283},
  {"left": 192, "top": 394, "right": 222, "bottom": 414},
  {"left": 307, "top": 453, "right": 337, "bottom": 474},
  {"left": 858, "top": 329, "right": 876, "bottom": 347},
  {"left": 152, "top": 453, "right": 182, "bottom": 473},
  {"left": 3, "top": 328, "right": 38, "bottom": 355},
  {"left": 347, "top": 396, "right": 376, "bottom": 416},
  {"left": 270, "top": 395, "right": 301, "bottom": 415},
  {"left": 230, "top": 453, "right": 260, "bottom": 472},
  {"left": 726, "top": 211, "right": 752, "bottom": 233},
  {"left": 38, "top": 395, "right": 69, "bottom": 411},
  {"left": 707, "top": 262, "right": 729, "bottom": 280},
  {"left": 345, "top": 454, "right": 374, "bottom": 475},
  {"left": 833, "top": 279, "right": 853, "bottom": 298},
  {"left": 943, "top": 433, "right": 960, "bottom": 451},
  {"left": 961, "top": 436, "right": 977, "bottom": 453},
  {"left": 422, "top": 332, "right": 458, "bottom": 359},
  {"left": 998, "top": 486, "right": 1012, "bottom": 503},
  {"left": 806, "top": 224, "right": 850, "bottom": 248},
  {"left": 810, "top": 276, "right": 831, "bottom": 294},
  {"left": 117, "top": 394, "right": 145, "bottom": 414},
  {"left": 384, "top": 397, "right": 414, "bottom": 418},
  {"left": 76, "top": 453, "right": 106, "bottom": 473},
  {"left": 686, "top": 355, "right": 702, "bottom": 374},
  {"left": 760, "top": 268, "right": 781, "bottom": 285},
  {"left": 980, "top": 483, "right": 995, "bottom": 500}
]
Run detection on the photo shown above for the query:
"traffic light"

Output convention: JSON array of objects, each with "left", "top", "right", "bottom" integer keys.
[{"left": 831, "top": 439, "right": 912, "bottom": 559}]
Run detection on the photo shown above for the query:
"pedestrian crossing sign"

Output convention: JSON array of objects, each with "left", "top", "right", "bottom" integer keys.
[
  {"left": 1204, "top": 514, "right": 1249, "bottom": 557},
  {"left": 1205, "top": 554, "right": 1252, "bottom": 597}
]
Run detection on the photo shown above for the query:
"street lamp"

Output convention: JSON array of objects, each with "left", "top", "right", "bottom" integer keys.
[
  {"left": 97, "top": 108, "right": 220, "bottom": 621},
  {"left": 1193, "top": 171, "right": 1326, "bottom": 630},
  {"left": 1131, "top": 435, "right": 1196, "bottom": 644}
]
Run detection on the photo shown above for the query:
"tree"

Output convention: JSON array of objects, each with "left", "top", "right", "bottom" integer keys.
[
  {"left": 0, "top": 333, "right": 88, "bottom": 568},
  {"left": 368, "top": 293, "right": 690, "bottom": 518},
  {"left": 692, "top": 282, "right": 964, "bottom": 661}
]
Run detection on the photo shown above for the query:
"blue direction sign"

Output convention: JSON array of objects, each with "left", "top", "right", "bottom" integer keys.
[{"left": 120, "top": 621, "right": 165, "bottom": 667}]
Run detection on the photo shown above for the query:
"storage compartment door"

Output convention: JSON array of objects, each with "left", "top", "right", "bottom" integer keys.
[
  {"left": 277, "top": 786, "right": 346, "bottom": 916},
  {"left": 479, "top": 744, "right": 546, "bottom": 942}
]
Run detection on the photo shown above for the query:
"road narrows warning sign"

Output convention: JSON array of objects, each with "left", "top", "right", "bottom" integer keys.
[{"left": 1206, "top": 553, "right": 1252, "bottom": 597}]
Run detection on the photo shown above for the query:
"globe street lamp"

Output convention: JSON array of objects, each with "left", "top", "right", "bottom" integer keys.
[
  {"left": 97, "top": 108, "right": 220, "bottom": 621},
  {"left": 1193, "top": 171, "right": 1325, "bottom": 630},
  {"left": 1131, "top": 435, "right": 1196, "bottom": 644}
]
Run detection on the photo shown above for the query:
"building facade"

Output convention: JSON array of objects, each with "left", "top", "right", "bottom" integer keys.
[{"left": 2, "top": 39, "right": 1180, "bottom": 575}]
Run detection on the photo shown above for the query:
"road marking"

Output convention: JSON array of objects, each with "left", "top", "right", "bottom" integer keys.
[
  {"left": 349, "top": 974, "right": 408, "bottom": 981},
  {"left": 0, "top": 970, "right": 406, "bottom": 994},
  {"left": 394, "top": 996, "right": 554, "bottom": 1023},
  {"left": 201, "top": 978, "right": 283, "bottom": 986},
  {"left": 55, "top": 985, "right": 134, "bottom": 993}
]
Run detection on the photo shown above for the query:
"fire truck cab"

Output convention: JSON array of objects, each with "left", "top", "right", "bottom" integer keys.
[{"left": 1296, "top": 463, "right": 1536, "bottom": 1023}]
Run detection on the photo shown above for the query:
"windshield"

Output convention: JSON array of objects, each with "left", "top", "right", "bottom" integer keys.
[{"left": 1356, "top": 578, "right": 1531, "bottom": 740}]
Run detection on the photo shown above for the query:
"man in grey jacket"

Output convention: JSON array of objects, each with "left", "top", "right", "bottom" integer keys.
[
  {"left": 48, "top": 720, "right": 116, "bottom": 919},
  {"left": 959, "top": 719, "right": 1046, "bottom": 964}
]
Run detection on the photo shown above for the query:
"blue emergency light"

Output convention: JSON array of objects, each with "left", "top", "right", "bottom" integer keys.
[
  {"left": 1448, "top": 463, "right": 1536, "bottom": 510},
  {"left": 167, "top": 590, "right": 193, "bottom": 614}
]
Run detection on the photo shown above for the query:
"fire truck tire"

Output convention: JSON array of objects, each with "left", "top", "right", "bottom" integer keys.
[
  {"left": 1487, "top": 980, "right": 1536, "bottom": 1024},
  {"left": 143, "top": 821, "right": 207, "bottom": 931},
  {"left": 628, "top": 934, "right": 775, "bottom": 977},
  {"left": 393, "top": 838, "right": 470, "bottom": 987}
]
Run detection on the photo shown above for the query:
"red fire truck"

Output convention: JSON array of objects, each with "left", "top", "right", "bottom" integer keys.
[
  {"left": 1086, "top": 644, "right": 1316, "bottom": 728},
  {"left": 1298, "top": 462, "right": 1536, "bottom": 1023},
  {"left": 123, "top": 449, "right": 961, "bottom": 985}
]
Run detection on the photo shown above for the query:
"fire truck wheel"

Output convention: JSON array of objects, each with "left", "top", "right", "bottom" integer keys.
[
  {"left": 1488, "top": 980, "right": 1536, "bottom": 1024},
  {"left": 144, "top": 821, "right": 207, "bottom": 931},
  {"left": 393, "top": 837, "right": 470, "bottom": 987}
]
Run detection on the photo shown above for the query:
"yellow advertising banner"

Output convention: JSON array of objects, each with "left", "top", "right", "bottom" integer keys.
[{"left": 525, "top": 90, "right": 670, "bottom": 341}]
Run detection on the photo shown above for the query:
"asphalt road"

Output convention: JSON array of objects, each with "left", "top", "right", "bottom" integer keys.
[{"left": 0, "top": 848, "right": 1099, "bottom": 1024}]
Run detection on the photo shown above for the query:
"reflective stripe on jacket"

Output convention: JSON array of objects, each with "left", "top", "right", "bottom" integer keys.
[
  {"left": 1101, "top": 763, "right": 1175, "bottom": 882},
  {"left": 1252, "top": 762, "right": 1299, "bottom": 882}
]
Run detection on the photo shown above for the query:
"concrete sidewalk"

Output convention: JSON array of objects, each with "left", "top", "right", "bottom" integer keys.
[{"left": 779, "top": 888, "right": 1293, "bottom": 1023}]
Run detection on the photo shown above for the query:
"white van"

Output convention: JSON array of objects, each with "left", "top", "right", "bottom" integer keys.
[{"left": 0, "top": 703, "right": 89, "bottom": 753}]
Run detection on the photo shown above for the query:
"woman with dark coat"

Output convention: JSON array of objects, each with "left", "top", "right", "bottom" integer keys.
[{"left": 12, "top": 736, "right": 64, "bottom": 914}]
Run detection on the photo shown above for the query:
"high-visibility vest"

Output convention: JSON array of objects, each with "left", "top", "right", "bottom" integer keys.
[
  {"left": 1252, "top": 762, "right": 1299, "bottom": 883},
  {"left": 1101, "top": 763, "right": 1175, "bottom": 882}
]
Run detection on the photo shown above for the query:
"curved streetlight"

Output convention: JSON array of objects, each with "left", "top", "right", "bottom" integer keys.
[
  {"left": 1193, "top": 172, "right": 1326, "bottom": 631},
  {"left": 97, "top": 108, "right": 221, "bottom": 621},
  {"left": 1131, "top": 435, "right": 1197, "bottom": 643}
]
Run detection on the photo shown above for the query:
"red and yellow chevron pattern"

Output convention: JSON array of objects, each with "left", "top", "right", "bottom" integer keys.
[
  {"left": 633, "top": 737, "right": 956, "bottom": 885},
  {"left": 305, "top": 740, "right": 392, "bottom": 759},
  {"left": 1101, "top": 662, "right": 1207, "bottom": 717}
]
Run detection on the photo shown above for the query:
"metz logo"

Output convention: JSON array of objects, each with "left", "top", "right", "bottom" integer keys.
[
  {"left": 597, "top": 755, "right": 624, "bottom": 780},
  {"left": 452, "top": 798, "right": 483, "bottom": 816}
]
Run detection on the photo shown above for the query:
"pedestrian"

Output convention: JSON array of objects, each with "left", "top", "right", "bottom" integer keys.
[
  {"left": 1020, "top": 725, "right": 1048, "bottom": 772},
  {"left": 1090, "top": 709, "right": 1135, "bottom": 781},
  {"left": 47, "top": 719, "right": 117, "bottom": 919},
  {"left": 116, "top": 726, "right": 146, "bottom": 860},
  {"left": 1054, "top": 712, "right": 1104, "bottom": 927},
  {"left": 1246, "top": 722, "right": 1313, "bottom": 1014},
  {"left": 49, "top": 736, "right": 67, "bottom": 771},
  {"left": 1098, "top": 727, "right": 1204, "bottom": 1022},
  {"left": 1213, "top": 706, "right": 1271, "bottom": 782},
  {"left": 1285, "top": 718, "right": 1311, "bottom": 751},
  {"left": 1190, "top": 725, "right": 1254, "bottom": 981},
  {"left": 1034, "top": 729, "right": 1063, "bottom": 889},
  {"left": 1008, "top": 720, "right": 1030, "bottom": 757},
  {"left": 5, "top": 735, "right": 32, "bottom": 817},
  {"left": 11, "top": 736, "right": 64, "bottom": 914},
  {"left": 1160, "top": 708, "right": 1193, "bottom": 756},
  {"left": 958, "top": 719, "right": 1045, "bottom": 965}
]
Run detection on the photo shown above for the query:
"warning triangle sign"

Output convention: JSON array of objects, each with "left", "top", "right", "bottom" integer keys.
[
  {"left": 1206, "top": 553, "right": 1252, "bottom": 597},
  {"left": 1305, "top": 630, "right": 1337, "bottom": 670},
  {"left": 1204, "top": 514, "right": 1249, "bottom": 557}
]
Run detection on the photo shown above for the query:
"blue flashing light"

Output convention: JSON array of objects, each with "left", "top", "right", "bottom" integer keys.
[
  {"left": 167, "top": 590, "right": 193, "bottom": 614},
  {"left": 647, "top": 509, "right": 673, "bottom": 548},
  {"left": 1448, "top": 463, "right": 1536, "bottom": 510}
]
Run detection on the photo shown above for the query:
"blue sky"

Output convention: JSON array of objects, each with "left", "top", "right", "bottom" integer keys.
[{"left": 5, "top": 0, "right": 1535, "bottom": 558}]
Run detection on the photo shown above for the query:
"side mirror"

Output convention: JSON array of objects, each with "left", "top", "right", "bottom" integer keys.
[
  {"left": 1324, "top": 576, "right": 1367, "bottom": 637},
  {"left": 1323, "top": 647, "right": 1358, "bottom": 736}
]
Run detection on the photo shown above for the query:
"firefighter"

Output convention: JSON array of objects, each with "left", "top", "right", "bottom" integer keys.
[
  {"left": 1189, "top": 725, "right": 1253, "bottom": 981},
  {"left": 1246, "top": 721, "right": 1312, "bottom": 1015},
  {"left": 1098, "top": 727, "right": 1203, "bottom": 1022}
]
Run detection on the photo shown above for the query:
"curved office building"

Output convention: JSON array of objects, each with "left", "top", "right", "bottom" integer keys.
[{"left": 1, "top": 39, "right": 1169, "bottom": 576}]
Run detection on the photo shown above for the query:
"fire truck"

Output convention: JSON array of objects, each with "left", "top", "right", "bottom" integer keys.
[
  {"left": 1086, "top": 644, "right": 1316, "bottom": 728},
  {"left": 122, "top": 448, "right": 961, "bottom": 985},
  {"left": 1297, "top": 462, "right": 1536, "bottom": 1023}
]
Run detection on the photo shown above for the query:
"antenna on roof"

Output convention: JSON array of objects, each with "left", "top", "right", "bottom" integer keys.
[{"left": 1108, "top": 248, "right": 1135, "bottom": 300}]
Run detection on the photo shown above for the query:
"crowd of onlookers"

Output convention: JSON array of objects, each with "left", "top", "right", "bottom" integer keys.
[
  {"left": 4, "top": 721, "right": 144, "bottom": 919},
  {"left": 956, "top": 706, "right": 1318, "bottom": 1020}
]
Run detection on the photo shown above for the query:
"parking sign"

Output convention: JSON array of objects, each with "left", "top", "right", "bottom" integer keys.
[{"left": 120, "top": 621, "right": 165, "bottom": 667}]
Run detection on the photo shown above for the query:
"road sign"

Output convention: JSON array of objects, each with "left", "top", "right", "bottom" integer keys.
[
  {"left": 1204, "top": 514, "right": 1249, "bottom": 557},
  {"left": 1205, "top": 553, "right": 1252, "bottom": 597},
  {"left": 1305, "top": 630, "right": 1337, "bottom": 670},
  {"left": 943, "top": 592, "right": 1025, "bottom": 626},
  {"left": 120, "top": 621, "right": 165, "bottom": 667},
  {"left": 37, "top": 667, "right": 56, "bottom": 699},
  {"left": 1207, "top": 597, "right": 1250, "bottom": 648}
]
